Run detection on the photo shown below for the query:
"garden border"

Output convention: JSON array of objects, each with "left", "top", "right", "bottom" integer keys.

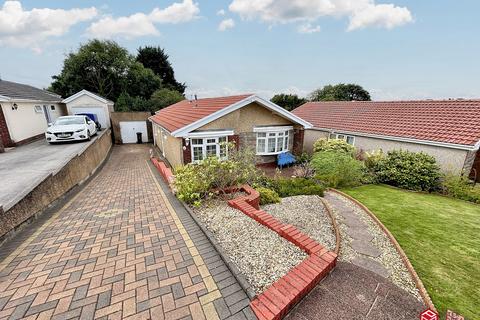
[
  {"left": 329, "top": 188, "right": 436, "bottom": 312},
  {"left": 227, "top": 185, "right": 337, "bottom": 320},
  {"left": 319, "top": 197, "right": 341, "bottom": 255}
]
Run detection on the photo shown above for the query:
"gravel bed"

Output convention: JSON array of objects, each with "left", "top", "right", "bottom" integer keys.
[
  {"left": 261, "top": 195, "right": 336, "bottom": 252},
  {"left": 193, "top": 197, "right": 307, "bottom": 294},
  {"left": 326, "top": 191, "right": 421, "bottom": 300}
]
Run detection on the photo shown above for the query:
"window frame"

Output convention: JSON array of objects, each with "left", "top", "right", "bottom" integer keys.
[
  {"left": 190, "top": 136, "right": 229, "bottom": 163},
  {"left": 329, "top": 133, "right": 355, "bottom": 146},
  {"left": 255, "top": 127, "right": 291, "bottom": 155}
]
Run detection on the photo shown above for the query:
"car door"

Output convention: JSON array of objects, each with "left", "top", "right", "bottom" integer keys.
[{"left": 85, "top": 116, "right": 95, "bottom": 134}]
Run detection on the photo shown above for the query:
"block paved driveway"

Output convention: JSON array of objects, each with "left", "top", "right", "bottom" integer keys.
[{"left": 0, "top": 145, "right": 253, "bottom": 320}]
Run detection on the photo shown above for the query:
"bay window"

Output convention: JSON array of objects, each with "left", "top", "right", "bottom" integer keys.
[{"left": 255, "top": 126, "right": 292, "bottom": 155}]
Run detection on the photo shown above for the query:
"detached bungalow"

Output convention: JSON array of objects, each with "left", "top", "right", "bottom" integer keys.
[
  {"left": 292, "top": 100, "right": 480, "bottom": 178},
  {"left": 149, "top": 94, "right": 312, "bottom": 167},
  {"left": 0, "top": 79, "right": 66, "bottom": 148}
]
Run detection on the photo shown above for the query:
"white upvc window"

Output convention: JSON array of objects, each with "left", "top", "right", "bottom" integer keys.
[
  {"left": 191, "top": 136, "right": 228, "bottom": 163},
  {"left": 329, "top": 133, "right": 355, "bottom": 145},
  {"left": 254, "top": 126, "right": 292, "bottom": 155}
]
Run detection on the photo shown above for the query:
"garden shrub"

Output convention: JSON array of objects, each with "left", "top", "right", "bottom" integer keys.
[
  {"left": 311, "top": 151, "right": 365, "bottom": 188},
  {"left": 313, "top": 138, "right": 355, "bottom": 156},
  {"left": 441, "top": 174, "right": 480, "bottom": 203},
  {"left": 372, "top": 150, "right": 441, "bottom": 191},
  {"left": 273, "top": 177, "right": 325, "bottom": 197},
  {"left": 174, "top": 146, "right": 259, "bottom": 205},
  {"left": 257, "top": 187, "right": 281, "bottom": 205},
  {"left": 364, "top": 149, "right": 385, "bottom": 170}
]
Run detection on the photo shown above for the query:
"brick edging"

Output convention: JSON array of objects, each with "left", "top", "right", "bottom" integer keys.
[
  {"left": 150, "top": 157, "right": 174, "bottom": 186},
  {"left": 319, "top": 197, "right": 341, "bottom": 255},
  {"left": 329, "top": 188, "right": 436, "bottom": 312},
  {"left": 227, "top": 185, "right": 337, "bottom": 320}
]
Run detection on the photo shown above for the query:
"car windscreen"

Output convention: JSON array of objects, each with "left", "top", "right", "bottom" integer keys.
[{"left": 54, "top": 118, "right": 84, "bottom": 125}]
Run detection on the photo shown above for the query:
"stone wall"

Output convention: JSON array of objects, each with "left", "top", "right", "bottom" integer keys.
[
  {"left": 0, "top": 129, "right": 112, "bottom": 242},
  {"left": 110, "top": 112, "right": 153, "bottom": 144}
]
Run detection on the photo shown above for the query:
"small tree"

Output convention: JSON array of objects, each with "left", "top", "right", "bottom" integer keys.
[
  {"left": 313, "top": 138, "right": 355, "bottom": 156},
  {"left": 149, "top": 88, "right": 184, "bottom": 111},
  {"left": 270, "top": 93, "right": 307, "bottom": 111},
  {"left": 309, "top": 83, "right": 371, "bottom": 101}
]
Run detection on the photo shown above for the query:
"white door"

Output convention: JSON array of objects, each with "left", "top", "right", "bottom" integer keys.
[
  {"left": 71, "top": 106, "right": 108, "bottom": 129},
  {"left": 120, "top": 121, "right": 148, "bottom": 144}
]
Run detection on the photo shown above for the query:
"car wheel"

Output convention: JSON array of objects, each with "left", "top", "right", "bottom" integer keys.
[{"left": 87, "top": 130, "right": 91, "bottom": 141}]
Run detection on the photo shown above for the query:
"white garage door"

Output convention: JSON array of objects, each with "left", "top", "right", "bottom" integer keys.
[
  {"left": 120, "top": 121, "right": 148, "bottom": 144},
  {"left": 71, "top": 106, "right": 109, "bottom": 129}
]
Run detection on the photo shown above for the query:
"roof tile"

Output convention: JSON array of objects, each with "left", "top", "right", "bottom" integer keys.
[{"left": 292, "top": 100, "right": 480, "bottom": 146}]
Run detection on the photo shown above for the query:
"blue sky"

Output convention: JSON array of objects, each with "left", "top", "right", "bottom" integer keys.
[{"left": 0, "top": 0, "right": 479, "bottom": 100}]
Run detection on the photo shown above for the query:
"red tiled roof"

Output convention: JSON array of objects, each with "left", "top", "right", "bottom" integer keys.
[
  {"left": 150, "top": 94, "right": 253, "bottom": 132},
  {"left": 292, "top": 100, "right": 480, "bottom": 146}
]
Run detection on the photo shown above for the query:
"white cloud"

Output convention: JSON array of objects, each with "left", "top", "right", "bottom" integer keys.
[
  {"left": 218, "top": 18, "right": 235, "bottom": 31},
  {"left": 0, "top": 1, "right": 97, "bottom": 51},
  {"left": 228, "top": 0, "right": 412, "bottom": 32},
  {"left": 87, "top": 0, "right": 199, "bottom": 39},
  {"left": 149, "top": 0, "right": 199, "bottom": 24},
  {"left": 217, "top": 9, "right": 226, "bottom": 16},
  {"left": 297, "top": 23, "right": 321, "bottom": 34}
]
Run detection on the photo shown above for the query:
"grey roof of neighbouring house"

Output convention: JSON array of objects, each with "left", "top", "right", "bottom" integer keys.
[{"left": 0, "top": 79, "right": 62, "bottom": 102}]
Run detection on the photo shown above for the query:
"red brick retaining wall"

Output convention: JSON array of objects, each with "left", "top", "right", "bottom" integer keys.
[
  {"left": 150, "top": 157, "right": 174, "bottom": 186},
  {"left": 228, "top": 185, "right": 337, "bottom": 320}
]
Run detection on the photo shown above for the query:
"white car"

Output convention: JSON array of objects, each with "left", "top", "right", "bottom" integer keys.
[{"left": 45, "top": 115, "right": 97, "bottom": 144}]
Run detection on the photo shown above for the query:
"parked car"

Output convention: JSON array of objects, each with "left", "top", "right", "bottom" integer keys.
[
  {"left": 45, "top": 115, "right": 97, "bottom": 144},
  {"left": 75, "top": 113, "right": 102, "bottom": 131}
]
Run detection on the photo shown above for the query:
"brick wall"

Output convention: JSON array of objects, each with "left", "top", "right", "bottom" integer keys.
[
  {"left": 0, "top": 105, "right": 13, "bottom": 147},
  {"left": 0, "top": 130, "right": 113, "bottom": 242},
  {"left": 293, "top": 128, "right": 305, "bottom": 155}
]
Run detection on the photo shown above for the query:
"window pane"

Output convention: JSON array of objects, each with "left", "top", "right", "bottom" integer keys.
[
  {"left": 337, "top": 134, "right": 345, "bottom": 140},
  {"left": 277, "top": 137, "right": 284, "bottom": 151},
  {"left": 219, "top": 136, "right": 226, "bottom": 143},
  {"left": 257, "top": 132, "right": 267, "bottom": 138},
  {"left": 268, "top": 133, "right": 276, "bottom": 137},
  {"left": 257, "top": 138, "right": 266, "bottom": 153},
  {"left": 206, "top": 145, "right": 217, "bottom": 157},
  {"left": 193, "top": 146, "right": 203, "bottom": 161},
  {"left": 192, "top": 138, "right": 203, "bottom": 145},
  {"left": 284, "top": 135, "right": 288, "bottom": 150},
  {"left": 278, "top": 132, "right": 284, "bottom": 136},
  {"left": 206, "top": 138, "right": 216, "bottom": 144},
  {"left": 329, "top": 133, "right": 336, "bottom": 139},
  {"left": 268, "top": 138, "right": 276, "bottom": 152},
  {"left": 346, "top": 136, "right": 354, "bottom": 145}
]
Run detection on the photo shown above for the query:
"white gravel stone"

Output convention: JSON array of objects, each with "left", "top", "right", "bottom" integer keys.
[
  {"left": 193, "top": 198, "right": 307, "bottom": 294},
  {"left": 262, "top": 195, "right": 336, "bottom": 252},
  {"left": 326, "top": 191, "right": 421, "bottom": 300}
]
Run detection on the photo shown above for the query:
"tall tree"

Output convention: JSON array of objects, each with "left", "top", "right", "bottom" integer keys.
[
  {"left": 50, "top": 39, "right": 162, "bottom": 102},
  {"left": 309, "top": 83, "right": 371, "bottom": 101},
  {"left": 270, "top": 93, "right": 307, "bottom": 111},
  {"left": 136, "top": 46, "right": 186, "bottom": 94},
  {"left": 149, "top": 88, "right": 184, "bottom": 111}
]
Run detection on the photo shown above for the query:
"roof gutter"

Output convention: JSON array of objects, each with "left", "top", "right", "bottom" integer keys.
[{"left": 308, "top": 127, "right": 479, "bottom": 151}]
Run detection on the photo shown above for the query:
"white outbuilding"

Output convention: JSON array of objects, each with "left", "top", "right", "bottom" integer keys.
[{"left": 63, "top": 90, "right": 114, "bottom": 129}]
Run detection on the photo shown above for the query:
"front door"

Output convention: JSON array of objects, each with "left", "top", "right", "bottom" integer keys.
[{"left": 42, "top": 105, "right": 52, "bottom": 124}]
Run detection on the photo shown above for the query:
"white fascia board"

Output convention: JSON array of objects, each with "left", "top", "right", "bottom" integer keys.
[
  {"left": 171, "top": 95, "right": 313, "bottom": 137},
  {"left": 62, "top": 89, "right": 108, "bottom": 104},
  {"left": 185, "top": 130, "right": 234, "bottom": 138},
  {"left": 308, "top": 127, "right": 478, "bottom": 151},
  {"left": 253, "top": 125, "right": 293, "bottom": 132}
]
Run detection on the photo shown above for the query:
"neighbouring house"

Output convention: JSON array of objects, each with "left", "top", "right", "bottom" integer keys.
[
  {"left": 0, "top": 79, "right": 66, "bottom": 148},
  {"left": 63, "top": 90, "right": 114, "bottom": 129},
  {"left": 149, "top": 94, "right": 312, "bottom": 167},
  {"left": 292, "top": 99, "right": 480, "bottom": 178}
]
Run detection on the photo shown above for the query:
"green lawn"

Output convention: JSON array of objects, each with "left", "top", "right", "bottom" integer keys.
[{"left": 342, "top": 185, "right": 479, "bottom": 319}]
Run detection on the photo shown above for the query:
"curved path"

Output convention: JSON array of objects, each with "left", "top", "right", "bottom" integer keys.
[
  {"left": 286, "top": 191, "right": 425, "bottom": 320},
  {"left": 0, "top": 145, "right": 253, "bottom": 320}
]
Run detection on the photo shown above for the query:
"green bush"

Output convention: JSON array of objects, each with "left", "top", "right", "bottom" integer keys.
[
  {"left": 364, "top": 149, "right": 385, "bottom": 170},
  {"left": 442, "top": 174, "right": 480, "bottom": 203},
  {"left": 273, "top": 177, "right": 325, "bottom": 197},
  {"left": 257, "top": 187, "right": 281, "bottom": 205},
  {"left": 313, "top": 138, "right": 355, "bottom": 155},
  {"left": 373, "top": 150, "right": 441, "bottom": 191},
  {"left": 311, "top": 151, "right": 365, "bottom": 188},
  {"left": 174, "top": 146, "right": 259, "bottom": 205}
]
